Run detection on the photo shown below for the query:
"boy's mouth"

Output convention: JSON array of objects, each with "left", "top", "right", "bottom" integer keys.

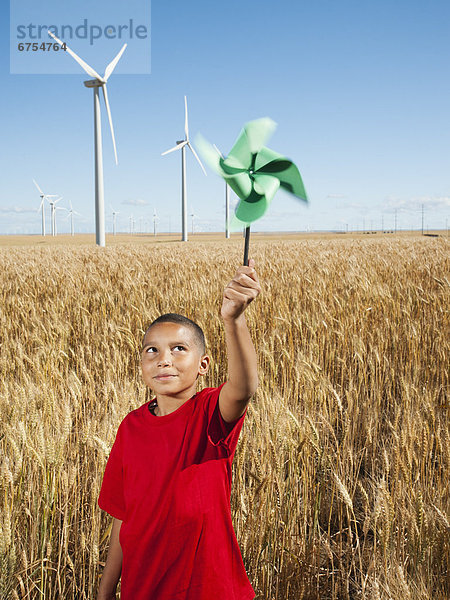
[{"left": 154, "top": 374, "right": 177, "bottom": 380}]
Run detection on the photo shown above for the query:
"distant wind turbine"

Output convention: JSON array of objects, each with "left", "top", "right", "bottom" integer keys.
[
  {"left": 111, "top": 206, "right": 120, "bottom": 236},
  {"left": 48, "top": 30, "right": 127, "bottom": 247},
  {"left": 48, "top": 196, "right": 63, "bottom": 236},
  {"left": 33, "top": 179, "right": 59, "bottom": 236},
  {"left": 162, "top": 96, "right": 206, "bottom": 242},
  {"left": 66, "top": 201, "right": 81, "bottom": 236},
  {"left": 190, "top": 205, "right": 198, "bottom": 235},
  {"left": 153, "top": 208, "right": 160, "bottom": 236}
]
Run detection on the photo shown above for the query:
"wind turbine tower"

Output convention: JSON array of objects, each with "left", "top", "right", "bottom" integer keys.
[
  {"left": 162, "top": 96, "right": 206, "bottom": 241},
  {"left": 48, "top": 196, "right": 63, "bottom": 236},
  {"left": 48, "top": 31, "right": 127, "bottom": 247}
]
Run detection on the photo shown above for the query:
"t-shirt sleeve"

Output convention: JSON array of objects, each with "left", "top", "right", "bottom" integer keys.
[
  {"left": 98, "top": 421, "right": 126, "bottom": 520},
  {"left": 206, "top": 382, "right": 248, "bottom": 460}
]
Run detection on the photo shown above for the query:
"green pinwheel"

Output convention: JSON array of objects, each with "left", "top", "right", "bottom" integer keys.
[{"left": 196, "top": 117, "right": 308, "bottom": 264}]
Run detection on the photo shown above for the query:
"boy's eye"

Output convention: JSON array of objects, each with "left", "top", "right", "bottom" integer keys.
[
  {"left": 174, "top": 345, "right": 186, "bottom": 351},
  {"left": 146, "top": 347, "right": 157, "bottom": 353}
]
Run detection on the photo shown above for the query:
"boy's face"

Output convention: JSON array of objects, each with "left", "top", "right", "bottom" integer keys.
[{"left": 141, "top": 322, "right": 210, "bottom": 397}]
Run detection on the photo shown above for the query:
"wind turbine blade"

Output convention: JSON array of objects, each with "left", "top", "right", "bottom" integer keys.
[
  {"left": 162, "top": 141, "right": 187, "bottom": 156},
  {"left": 33, "top": 179, "right": 44, "bottom": 195},
  {"left": 187, "top": 142, "right": 207, "bottom": 175},
  {"left": 184, "top": 96, "right": 189, "bottom": 140},
  {"left": 213, "top": 144, "right": 224, "bottom": 158},
  {"left": 54, "top": 196, "right": 63, "bottom": 205},
  {"left": 104, "top": 44, "right": 127, "bottom": 80},
  {"left": 47, "top": 30, "right": 104, "bottom": 81},
  {"left": 102, "top": 85, "right": 118, "bottom": 165},
  {"left": 69, "top": 200, "right": 73, "bottom": 211}
]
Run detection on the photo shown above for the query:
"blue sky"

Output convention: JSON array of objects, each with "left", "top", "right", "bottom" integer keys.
[{"left": 1, "top": 0, "right": 449, "bottom": 235}]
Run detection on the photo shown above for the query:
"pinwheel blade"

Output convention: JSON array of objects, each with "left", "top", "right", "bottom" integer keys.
[
  {"left": 225, "top": 172, "right": 253, "bottom": 202},
  {"left": 235, "top": 195, "right": 269, "bottom": 225},
  {"left": 243, "top": 118, "right": 277, "bottom": 154},
  {"left": 184, "top": 96, "right": 189, "bottom": 140},
  {"left": 187, "top": 142, "right": 207, "bottom": 175},
  {"left": 255, "top": 147, "right": 308, "bottom": 201},
  {"left": 252, "top": 173, "right": 280, "bottom": 203},
  {"left": 104, "top": 44, "right": 127, "bottom": 81},
  {"left": 47, "top": 30, "right": 104, "bottom": 81},
  {"left": 162, "top": 141, "right": 187, "bottom": 156},
  {"left": 102, "top": 85, "right": 118, "bottom": 165},
  {"left": 227, "top": 117, "right": 277, "bottom": 169}
]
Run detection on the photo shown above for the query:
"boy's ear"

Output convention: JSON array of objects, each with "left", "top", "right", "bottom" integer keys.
[{"left": 198, "top": 354, "right": 210, "bottom": 375}]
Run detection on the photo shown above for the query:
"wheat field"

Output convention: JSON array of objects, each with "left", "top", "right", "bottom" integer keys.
[{"left": 0, "top": 235, "right": 448, "bottom": 599}]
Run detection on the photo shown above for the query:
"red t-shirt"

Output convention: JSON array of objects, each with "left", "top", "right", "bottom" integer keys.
[{"left": 98, "top": 383, "right": 255, "bottom": 600}]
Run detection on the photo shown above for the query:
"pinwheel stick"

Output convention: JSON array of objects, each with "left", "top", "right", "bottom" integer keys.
[{"left": 243, "top": 226, "right": 251, "bottom": 266}]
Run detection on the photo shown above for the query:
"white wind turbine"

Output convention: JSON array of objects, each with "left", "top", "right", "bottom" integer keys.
[
  {"left": 33, "top": 179, "right": 59, "bottom": 236},
  {"left": 190, "top": 205, "right": 198, "bottom": 235},
  {"left": 162, "top": 96, "right": 206, "bottom": 242},
  {"left": 111, "top": 206, "right": 120, "bottom": 236},
  {"left": 66, "top": 201, "right": 82, "bottom": 236},
  {"left": 47, "top": 196, "right": 64, "bottom": 236},
  {"left": 153, "top": 208, "right": 160, "bottom": 236},
  {"left": 48, "top": 30, "right": 127, "bottom": 247}
]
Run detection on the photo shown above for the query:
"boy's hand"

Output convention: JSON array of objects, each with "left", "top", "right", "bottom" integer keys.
[{"left": 221, "top": 258, "right": 261, "bottom": 322}]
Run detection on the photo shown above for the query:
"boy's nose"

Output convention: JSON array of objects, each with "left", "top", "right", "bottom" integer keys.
[{"left": 157, "top": 351, "right": 172, "bottom": 367}]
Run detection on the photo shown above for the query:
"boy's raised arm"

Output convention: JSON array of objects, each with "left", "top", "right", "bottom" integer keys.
[{"left": 219, "top": 258, "right": 261, "bottom": 423}]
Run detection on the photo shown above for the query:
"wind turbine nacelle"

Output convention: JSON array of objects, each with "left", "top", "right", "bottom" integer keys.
[{"left": 84, "top": 79, "right": 103, "bottom": 88}]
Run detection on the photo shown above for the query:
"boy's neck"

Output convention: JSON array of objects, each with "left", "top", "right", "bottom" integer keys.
[{"left": 152, "top": 387, "right": 197, "bottom": 416}]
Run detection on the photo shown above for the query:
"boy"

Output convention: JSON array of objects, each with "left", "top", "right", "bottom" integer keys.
[{"left": 97, "top": 258, "right": 261, "bottom": 599}]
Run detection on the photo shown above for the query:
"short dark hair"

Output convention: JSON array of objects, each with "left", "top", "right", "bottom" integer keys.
[{"left": 142, "top": 313, "right": 206, "bottom": 354}]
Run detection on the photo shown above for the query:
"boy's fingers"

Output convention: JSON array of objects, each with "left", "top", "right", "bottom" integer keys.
[
  {"left": 223, "top": 286, "right": 257, "bottom": 304},
  {"left": 227, "top": 278, "right": 261, "bottom": 297},
  {"left": 235, "top": 263, "right": 259, "bottom": 282},
  {"left": 235, "top": 272, "right": 259, "bottom": 286}
]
